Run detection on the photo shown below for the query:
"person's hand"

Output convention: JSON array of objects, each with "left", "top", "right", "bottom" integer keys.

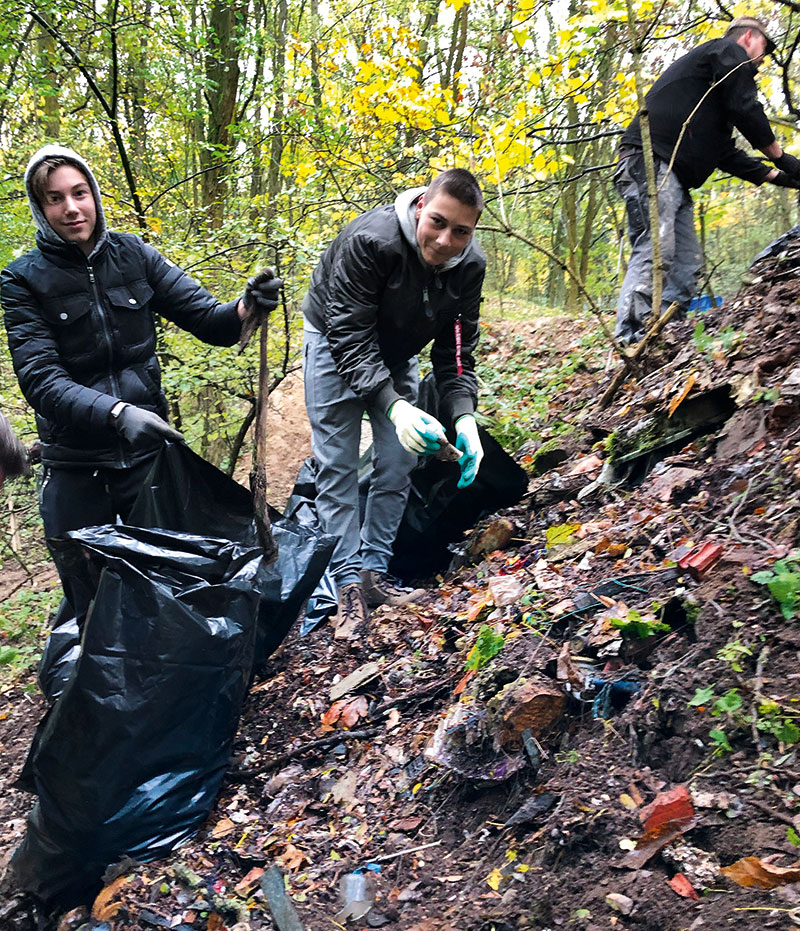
[
  {"left": 388, "top": 399, "right": 446, "bottom": 455},
  {"left": 239, "top": 268, "right": 283, "bottom": 350},
  {"left": 774, "top": 152, "right": 800, "bottom": 177},
  {"left": 113, "top": 404, "right": 184, "bottom": 447},
  {"left": 455, "top": 414, "right": 483, "bottom": 488},
  {"left": 244, "top": 268, "right": 283, "bottom": 314},
  {"left": 771, "top": 170, "right": 800, "bottom": 189}
]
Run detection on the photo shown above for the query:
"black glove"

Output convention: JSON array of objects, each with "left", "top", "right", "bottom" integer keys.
[
  {"left": 774, "top": 152, "right": 800, "bottom": 177},
  {"left": 771, "top": 170, "right": 800, "bottom": 189},
  {"left": 113, "top": 404, "right": 184, "bottom": 448},
  {"left": 244, "top": 269, "right": 282, "bottom": 314}
]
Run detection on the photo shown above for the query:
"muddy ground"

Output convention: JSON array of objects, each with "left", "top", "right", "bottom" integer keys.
[{"left": 3, "top": 261, "right": 800, "bottom": 931}]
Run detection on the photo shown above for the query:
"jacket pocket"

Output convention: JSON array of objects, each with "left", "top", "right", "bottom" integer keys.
[
  {"left": 106, "top": 279, "right": 156, "bottom": 350},
  {"left": 105, "top": 279, "right": 154, "bottom": 311},
  {"left": 42, "top": 294, "right": 93, "bottom": 327}
]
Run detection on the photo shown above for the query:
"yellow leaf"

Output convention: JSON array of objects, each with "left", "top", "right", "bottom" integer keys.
[{"left": 487, "top": 867, "right": 504, "bottom": 890}]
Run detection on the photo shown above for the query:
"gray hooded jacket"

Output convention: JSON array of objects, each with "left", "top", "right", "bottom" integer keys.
[
  {"left": 301, "top": 187, "right": 486, "bottom": 422},
  {"left": 2, "top": 145, "right": 241, "bottom": 467}
]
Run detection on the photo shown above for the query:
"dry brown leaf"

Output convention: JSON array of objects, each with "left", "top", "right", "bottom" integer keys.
[
  {"left": 339, "top": 695, "right": 368, "bottom": 728},
  {"left": 280, "top": 843, "right": 311, "bottom": 871},
  {"left": 721, "top": 856, "right": 800, "bottom": 889},
  {"left": 211, "top": 817, "right": 236, "bottom": 839},
  {"left": 207, "top": 913, "right": 226, "bottom": 931},
  {"left": 233, "top": 866, "right": 265, "bottom": 897},
  {"left": 91, "top": 876, "right": 130, "bottom": 920},
  {"left": 320, "top": 699, "right": 348, "bottom": 726}
]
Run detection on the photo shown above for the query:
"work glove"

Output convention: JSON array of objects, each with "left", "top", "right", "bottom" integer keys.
[
  {"left": 455, "top": 414, "right": 483, "bottom": 489},
  {"left": 774, "top": 152, "right": 800, "bottom": 177},
  {"left": 239, "top": 268, "right": 283, "bottom": 350},
  {"left": 388, "top": 399, "right": 447, "bottom": 455},
  {"left": 244, "top": 268, "right": 283, "bottom": 314},
  {"left": 113, "top": 404, "right": 184, "bottom": 448},
  {"left": 771, "top": 170, "right": 800, "bottom": 189}
]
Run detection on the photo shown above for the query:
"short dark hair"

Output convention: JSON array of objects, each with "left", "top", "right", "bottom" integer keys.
[
  {"left": 30, "top": 157, "right": 89, "bottom": 207},
  {"left": 425, "top": 169, "right": 484, "bottom": 212}
]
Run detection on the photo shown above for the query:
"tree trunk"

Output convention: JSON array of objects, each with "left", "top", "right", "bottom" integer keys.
[{"left": 200, "top": 0, "right": 245, "bottom": 227}]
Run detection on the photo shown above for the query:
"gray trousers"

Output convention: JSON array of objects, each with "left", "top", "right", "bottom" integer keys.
[
  {"left": 614, "top": 151, "right": 703, "bottom": 344},
  {"left": 303, "top": 329, "right": 419, "bottom": 587}
]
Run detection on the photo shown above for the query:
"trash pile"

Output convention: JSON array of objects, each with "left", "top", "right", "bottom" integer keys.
[{"left": 5, "top": 245, "right": 800, "bottom": 929}]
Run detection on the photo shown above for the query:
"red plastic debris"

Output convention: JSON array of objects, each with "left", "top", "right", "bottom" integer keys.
[
  {"left": 667, "top": 873, "right": 700, "bottom": 900},
  {"left": 678, "top": 542, "right": 724, "bottom": 580}
]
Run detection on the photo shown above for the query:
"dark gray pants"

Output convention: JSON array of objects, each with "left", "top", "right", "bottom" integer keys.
[
  {"left": 303, "top": 329, "right": 418, "bottom": 588},
  {"left": 614, "top": 151, "right": 703, "bottom": 344}
]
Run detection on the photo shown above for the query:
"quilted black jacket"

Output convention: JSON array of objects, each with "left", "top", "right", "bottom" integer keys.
[
  {"left": 2, "top": 231, "right": 241, "bottom": 467},
  {"left": 301, "top": 202, "right": 486, "bottom": 424}
]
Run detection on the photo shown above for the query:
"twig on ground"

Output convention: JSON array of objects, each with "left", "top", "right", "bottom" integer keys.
[{"left": 227, "top": 727, "right": 381, "bottom": 780}]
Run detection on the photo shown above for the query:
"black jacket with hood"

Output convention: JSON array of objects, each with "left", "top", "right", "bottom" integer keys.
[
  {"left": 301, "top": 187, "right": 486, "bottom": 424},
  {"left": 622, "top": 36, "right": 775, "bottom": 190},
  {"left": 1, "top": 145, "right": 242, "bottom": 469}
]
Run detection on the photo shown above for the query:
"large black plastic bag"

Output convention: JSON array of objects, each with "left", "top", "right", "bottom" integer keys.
[
  {"left": 127, "top": 443, "right": 335, "bottom": 663},
  {"left": 18, "top": 443, "right": 334, "bottom": 908},
  {"left": 13, "top": 524, "right": 265, "bottom": 908}
]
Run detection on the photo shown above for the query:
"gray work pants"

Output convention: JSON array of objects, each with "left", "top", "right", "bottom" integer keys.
[
  {"left": 303, "top": 329, "right": 419, "bottom": 587},
  {"left": 614, "top": 151, "right": 703, "bottom": 344}
]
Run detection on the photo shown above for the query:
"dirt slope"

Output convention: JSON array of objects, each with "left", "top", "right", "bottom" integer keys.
[{"left": 3, "top": 277, "right": 800, "bottom": 930}]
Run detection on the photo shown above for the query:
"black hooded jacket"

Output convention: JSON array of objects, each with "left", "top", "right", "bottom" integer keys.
[
  {"left": 1, "top": 146, "right": 241, "bottom": 468},
  {"left": 301, "top": 187, "right": 486, "bottom": 424},
  {"left": 622, "top": 37, "right": 775, "bottom": 189}
]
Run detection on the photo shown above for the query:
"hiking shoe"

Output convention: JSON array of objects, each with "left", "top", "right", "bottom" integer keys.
[
  {"left": 334, "top": 582, "right": 369, "bottom": 642},
  {"left": 360, "top": 570, "right": 426, "bottom": 608}
]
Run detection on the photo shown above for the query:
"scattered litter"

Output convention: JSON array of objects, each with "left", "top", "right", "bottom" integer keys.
[
  {"left": 335, "top": 868, "right": 377, "bottom": 923},
  {"left": 330, "top": 662, "right": 382, "bottom": 701},
  {"left": 678, "top": 542, "right": 724, "bottom": 579}
]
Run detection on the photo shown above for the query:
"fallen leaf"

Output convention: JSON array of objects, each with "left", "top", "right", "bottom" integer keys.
[
  {"left": 280, "top": 843, "right": 311, "bottom": 872},
  {"left": 331, "top": 770, "right": 360, "bottom": 806},
  {"left": 486, "top": 867, "right": 504, "bottom": 891},
  {"left": 234, "top": 866, "right": 265, "bottom": 897},
  {"left": 339, "top": 695, "right": 368, "bottom": 728},
  {"left": 207, "top": 913, "right": 226, "bottom": 931},
  {"left": 668, "top": 372, "right": 697, "bottom": 418},
  {"left": 466, "top": 591, "right": 493, "bottom": 622},
  {"left": 721, "top": 856, "right": 800, "bottom": 889},
  {"left": 668, "top": 873, "right": 700, "bottom": 900},
  {"left": 211, "top": 817, "right": 236, "bottom": 839},
  {"left": 91, "top": 876, "right": 130, "bottom": 920}
]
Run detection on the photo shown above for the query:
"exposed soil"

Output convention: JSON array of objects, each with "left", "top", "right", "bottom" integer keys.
[{"left": 3, "top": 259, "right": 800, "bottom": 931}]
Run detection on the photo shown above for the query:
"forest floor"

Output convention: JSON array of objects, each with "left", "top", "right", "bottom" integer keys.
[{"left": 3, "top": 255, "right": 800, "bottom": 931}]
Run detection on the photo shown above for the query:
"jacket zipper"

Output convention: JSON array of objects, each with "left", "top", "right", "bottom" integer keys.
[{"left": 88, "top": 262, "right": 129, "bottom": 467}]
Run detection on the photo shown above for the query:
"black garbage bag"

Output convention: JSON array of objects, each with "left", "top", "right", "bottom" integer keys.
[
  {"left": 13, "top": 524, "right": 265, "bottom": 909},
  {"left": 389, "top": 425, "right": 528, "bottom": 580},
  {"left": 18, "top": 443, "right": 334, "bottom": 909},
  {"left": 127, "top": 443, "right": 335, "bottom": 665},
  {"left": 285, "top": 374, "right": 529, "bottom": 587},
  {"left": 37, "top": 599, "right": 81, "bottom": 704}
]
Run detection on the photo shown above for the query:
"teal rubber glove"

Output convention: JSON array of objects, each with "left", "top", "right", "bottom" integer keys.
[
  {"left": 388, "top": 399, "right": 446, "bottom": 455},
  {"left": 455, "top": 414, "right": 483, "bottom": 488}
]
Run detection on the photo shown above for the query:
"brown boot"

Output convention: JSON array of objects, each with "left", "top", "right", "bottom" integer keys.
[
  {"left": 333, "top": 582, "right": 369, "bottom": 642},
  {"left": 360, "top": 570, "right": 426, "bottom": 608}
]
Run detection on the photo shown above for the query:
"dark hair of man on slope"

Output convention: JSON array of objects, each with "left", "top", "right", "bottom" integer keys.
[{"left": 425, "top": 168, "right": 485, "bottom": 213}]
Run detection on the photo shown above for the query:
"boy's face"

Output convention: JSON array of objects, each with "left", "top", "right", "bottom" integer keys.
[
  {"left": 415, "top": 191, "right": 479, "bottom": 266},
  {"left": 41, "top": 165, "right": 97, "bottom": 255}
]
